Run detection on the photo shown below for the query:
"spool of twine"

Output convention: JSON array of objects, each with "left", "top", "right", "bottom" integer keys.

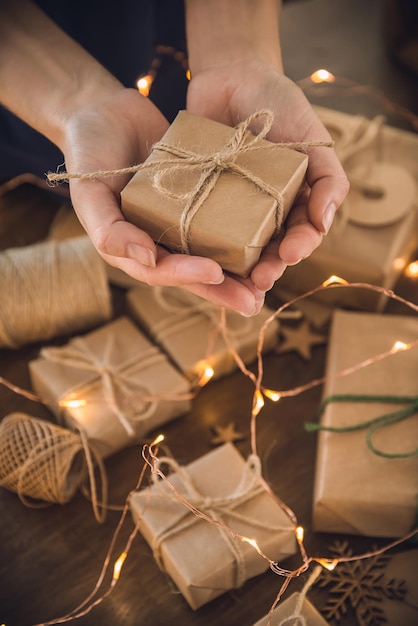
[
  {"left": 0, "top": 236, "right": 112, "bottom": 348},
  {"left": 0, "top": 412, "right": 107, "bottom": 522}
]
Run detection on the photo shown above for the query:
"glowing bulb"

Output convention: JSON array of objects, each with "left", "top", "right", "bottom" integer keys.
[
  {"left": 136, "top": 75, "right": 153, "bottom": 97},
  {"left": 391, "top": 341, "right": 410, "bottom": 353},
  {"left": 316, "top": 558, "right": 338, "bottom": 571},
  {"left": 152, "top": 434, "right": 165, "bottom": 446},
  {"left": 58, "top": 398, "right": 87, "bottom": 408},
  {"left": 322, "top": 275, "right": 349, "bottom": 287},
  {"left": 197, "top": 363, "right": 214, "bottom": 387},
  {"left": 241, "top": 536, "right": 262, "bottom": 555},
  {"left": 310, "top": 69, "right": 335, "bottom": 84},
  {"left": 405, "top": 260, "right": 418, "bottom": 278},
  {"left": 113, "top": 552, "right": 127, "bottom": 581},
  {"left": 263, "top": 389, "right": 281, "bottom": 402},
  {"left": 186, "top": 69, "right": 191, "bottom": 80},
  {"left": 253, "top": 389, "right": 265, "bottom": 416},
  {"left": 295, "top": 526, "right": 304, "bottom": 542}
]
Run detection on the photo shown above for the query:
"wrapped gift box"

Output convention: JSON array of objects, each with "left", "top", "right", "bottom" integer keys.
[
  {"left": 121, "top": 110, "right": 308, "bottom": 277},
  {"left": 274, "top": 107, "right": 418, "bottom": 312},
  {"left": 28, "top": 317, "right": 191, "bottom": 458},
  {"left": 275, "top": 205, "right": 418, "bottom": 311},
  {"left": 252, "top": 592, "right": 329, "bottom": 626},
  {"left": 312, "top": 310, "right": 418, "bottom": 537},
  {"left": 130, "top": 443, "right": 296, "bottom": 609},
  {"left": 126, "top": 285, "right": 279, "bottom": 381}
]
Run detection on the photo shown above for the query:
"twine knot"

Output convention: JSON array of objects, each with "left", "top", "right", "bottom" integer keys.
[
  {"left": 147, "top": 450, "right": 288, "bottom": 590},
  {"left": 41, "top": 333, "right": 158, "bottom": 437}
]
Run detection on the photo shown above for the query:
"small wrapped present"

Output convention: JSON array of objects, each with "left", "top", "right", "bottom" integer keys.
[
  {"left": 130, "top": 443, "right": 296, "bottom": 609},
  {"left": 28, "top": 317, "right": 191, "bottom": 458},
  {"left": 311, "top": 310, "right": 418, "bottom": 537},
  {"left": 121, "top": 110, "right": 308, "bottom": 277},
  {"left": 252, "top": 592, "right": 329, "bottom": 626},
  {"left": 275, "top": 107, "right": 418, "bottom": 312},
  {"left": 126, "top": 284, "right": 279, "bottom": 381}
]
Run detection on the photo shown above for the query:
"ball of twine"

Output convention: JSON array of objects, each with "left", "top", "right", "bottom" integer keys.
[
  {"left": 0, "top": 413, "right": 107, "bottom": 522},
  {"left": 0, "top": 236, "right": 112, "bottom": 349}
]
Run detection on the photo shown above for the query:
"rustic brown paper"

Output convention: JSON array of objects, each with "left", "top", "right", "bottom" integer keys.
[
  {"left": 275, "top": 106, "right": 418, "bottom": 312},
  {"left": 121, "top": 110, "right": 308, "bottom": 277},
  {"left": 277, "top": 205, "right": 418, "bottom": 311},
  {"left": 126, "top": 284, "right": 279, "bottom": 380},
  {"left": 312, "top": 310, "right": 418, "bottom": 537},
  {"left": 252, "top": 592, "right": 329, "bottom": 626},
  {"left": 29, "top": 317, "right": 191, "bottom": 458},
  {"left": 130, "top": 443, "right": 296, "bottom": 609}
]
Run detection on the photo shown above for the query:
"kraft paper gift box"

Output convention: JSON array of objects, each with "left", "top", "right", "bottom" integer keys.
[
  {"left": 126, "top": 284, "right": 279, "bottom": 381},
  {"left": 28, "top": 317, "right": 191, "bottom": 458},
  {"left": 275, "top": 107, "right": 418, "bottom": 313},
  {"left": 275, "top": 205, "right": 418, "bottom": 312},
  {"left": 252, "top": 592, "right": 329, "bottom": 626},
  {"left": 311, "top": 310, "right": 418, "bottom": 537},
  {"left": 121, "top": 110, "right": 308, "bottom": 277},
  {"left": 129, "top": 443, "right": 296, "bottom": 609}
]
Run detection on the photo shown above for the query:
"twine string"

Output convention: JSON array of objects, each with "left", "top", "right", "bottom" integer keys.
[
  {"left": 47, "top": 110, "right": 333, "bottom": 254},
  {"left": 0, "top": 237, "right": 111, "bottom": 349},
  {"left": 305, "top": 394, "right": 418, "bottom": 458},
  {"left": 148, "top": 452, "right": 289, "bottom": 589},
  {"left": 41, "top": 334, "right": 160, "bottom": 437},
  {"left": 0, "top": 413, "right": 107, "bottom": 523},
  {"left": 277, "top": 565, "right": 322, "bottom": 626}
]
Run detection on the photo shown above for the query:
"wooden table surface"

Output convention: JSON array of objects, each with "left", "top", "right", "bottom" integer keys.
[{"left": 1, "top": 1, "right": 417, "bottom": 625}]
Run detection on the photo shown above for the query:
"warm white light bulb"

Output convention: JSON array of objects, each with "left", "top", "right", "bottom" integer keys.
[{"left": 310, "top": 69, "right": 335, "bottom": 83}]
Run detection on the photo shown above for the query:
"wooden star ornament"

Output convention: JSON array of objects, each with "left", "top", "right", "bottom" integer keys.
[
  {"left": 210, "top": 422, "right": 246, "bottom": 446},
  {"left": 275, "top": 319, "right": 327, "bottom": 361}
]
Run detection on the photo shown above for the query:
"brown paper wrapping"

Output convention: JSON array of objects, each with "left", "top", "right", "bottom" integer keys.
[
  {"left": 252, "top": 592, "right": 329, "bottom": 626},
  {"left": 130, "top": 443, "right": 296, "bottom": 609},
  {"left": 126, "top": 285, "right": 279, "bottom": 381},
  {"left": 276, "top": 206, "right": 418, "bottom": 311},
  {"left": 121, "top": 110, "right": 308, "bottom": 277},
  {"left": 28, "top": 317, "right": 191, "bottom": 458},
  {"left": 275, "top": 106, "right": 418, "bottom": 312},
  {"left": 312, "top": 310, "right": 418, "bottom": 537}
]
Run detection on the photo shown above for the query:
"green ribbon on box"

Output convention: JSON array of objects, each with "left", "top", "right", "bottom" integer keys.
[{"left": 305, "top": 394, "right": 418, "bottom": 459}]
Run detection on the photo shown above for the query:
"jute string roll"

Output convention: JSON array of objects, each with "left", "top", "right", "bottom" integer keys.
[
  {"left": 149, "top": 453, "right": 290, "bottom": 589},
  {"left": 0, "top": 412, "right": 107, "bottom": 523},
  {"left": 47, "top": 110, "right": 333, "bottom": 254},
  {"left": 0, "top": 235, "right": 112, "bottom": 349}
]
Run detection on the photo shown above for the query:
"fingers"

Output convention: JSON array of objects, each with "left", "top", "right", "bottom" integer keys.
[
  {"left": 250, "top": 236, "right": 287, "bottom": 291},
  {"left": 306, "top": 144, "right": 350, "bottom": 234}
]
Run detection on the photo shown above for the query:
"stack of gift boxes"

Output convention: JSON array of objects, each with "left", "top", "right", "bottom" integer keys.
[{"left": 2, "top": 109, "right": 418, "bottom": 623}]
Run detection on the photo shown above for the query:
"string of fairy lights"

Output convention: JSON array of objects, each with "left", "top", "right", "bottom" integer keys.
[
  {"left": 0, "top": 275, "right": 417, "bottom": 625},
  {"left": 1, "top": 48, "right": 418, "bottom": 626}
]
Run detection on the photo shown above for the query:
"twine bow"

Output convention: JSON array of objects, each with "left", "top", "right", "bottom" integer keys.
[
  {"left": 305, "top": 394, "right": 418, "bottom": 458},
  {"left": 148, "top": 452, "right": 288, "bottom": 589},
  {"left": 41, "top": 333, "right": 159, "bottom": 437}
]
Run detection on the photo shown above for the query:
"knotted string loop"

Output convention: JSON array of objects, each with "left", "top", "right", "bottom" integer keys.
[
  {"left": 148, "top": 451, "right": 289, "bottom": 589},
  {"left": 41, "top": 333, "right": 160, "bottom": 437}
]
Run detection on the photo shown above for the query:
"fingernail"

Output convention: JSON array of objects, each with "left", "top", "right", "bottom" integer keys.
[
  {"left": 127, "top": 243, "right": 156, "bottom": 268},
  {"left": 203, "top": 274, "right": 225, "bottom": 285},
  {"left": 322, "top": 202, "right": 337, "bottom": 234}
]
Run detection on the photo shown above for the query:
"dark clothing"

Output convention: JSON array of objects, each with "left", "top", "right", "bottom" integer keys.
[{"left": 0, "top": 0, "right": 186, "bottom": 179}]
